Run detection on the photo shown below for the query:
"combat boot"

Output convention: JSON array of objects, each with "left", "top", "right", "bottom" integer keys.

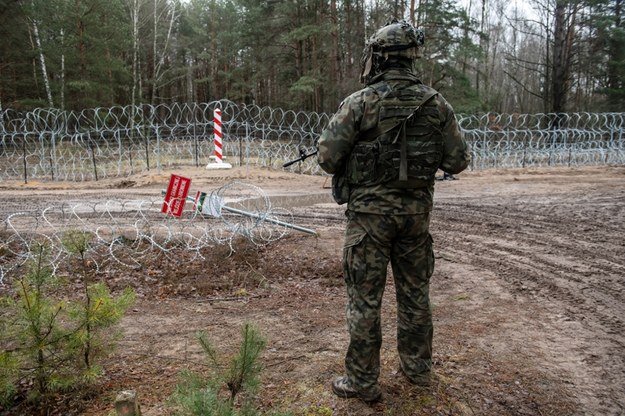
[
  {"left": 331, "top": 376, "right": 382, "bottom": 403},
  {"left": 398, "top": 365, "right": 432, "bottom": 386}
]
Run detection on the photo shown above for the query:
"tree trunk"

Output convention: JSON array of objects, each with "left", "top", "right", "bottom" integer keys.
[
  {"left": 30, "top": 7, "right": 54, "bottom": 107},
  {"left": 130, "top": 0, "right": 139, "bottom": 109},
  {"left": 551, "top": 0, "right": 576, "bottom": 115},
  {"left": 209, "top": 0, "right": 217, "bottom": 99},
  {"left": 330, "top": 0, "right": 340, "bottom": 102},
  {"left": 151, "top": 0, "right": 157, "bottom": 104},
  {"left": 607, "top": 0, "right": 623, "bottom": 108},
  {"left": 186, "top": 53, "right": 194, "bottom": 103},
  {"left": 416, "top": 0, "right": 425, "bottom": 27},
  {"left": 461, "top": 0, "right": 471, "bottom": 76},
  {"left": 476, "top": 0, "right": 486, "bottom": 97},
  {"left": 60, "top": 29, "right": 66, "bottom": 111},
  {"left": 76, "top": 0, "right": 87, "bottom": 82}
]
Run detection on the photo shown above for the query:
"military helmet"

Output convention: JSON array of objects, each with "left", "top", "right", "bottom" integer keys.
[
  {"left": 360, "top": 19, "right": 425, "bottom": 83},
  {"left": 368, "top": 19, "right": 424, "bottom": 58}
]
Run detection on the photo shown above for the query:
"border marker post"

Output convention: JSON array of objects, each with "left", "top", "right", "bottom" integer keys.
[{"left": 206, "top": 107, "right": 232, "bottom": 170}]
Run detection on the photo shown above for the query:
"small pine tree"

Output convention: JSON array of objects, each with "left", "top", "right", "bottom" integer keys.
[
  {"left": 223, "top": 323, "right": 266, "bottom": 403},
  {"left": 61, "top": 230, "right": 135, "bottom": 381},
  {"left": 171, "top": 323, "right": 291, "bottom": 416},
  {"left": 0, "top": 235, "right": 135, "bottom": 411},
  {"left": 0, "top": 243, "right": 73, "bottom": 409}
]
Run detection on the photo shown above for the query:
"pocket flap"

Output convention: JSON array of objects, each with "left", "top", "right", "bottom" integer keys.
[{"left": 344, "top": 231, "right": 366, "bottom": 249}]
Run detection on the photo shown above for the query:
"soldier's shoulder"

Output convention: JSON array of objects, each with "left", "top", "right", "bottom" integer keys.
[
  {"left": 338, "top": 86, "right": 379, "bottom": 110},
  {"left": 412, "top": 82, "right": 439, "bottom": 97},
  {"left": 351, "top": 85, "right": 381, "bottom": 101},
  {"left": 418, "top": 85, "right": 453, "bottom": 112}
]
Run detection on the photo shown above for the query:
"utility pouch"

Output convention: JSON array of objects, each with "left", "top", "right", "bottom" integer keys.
[
  {"left": 346, "top": 141, "right": 378, "bottom": 186},
  {"left": 332, "top": 173, "right": 350, "bottom": 205}
]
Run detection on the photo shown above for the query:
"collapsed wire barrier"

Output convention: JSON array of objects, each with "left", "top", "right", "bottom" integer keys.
[
  {"left": 0, "top": 182, "right": 304, "bottom": 287},
  {"left": 1, "top": 102, "right": 623, "bottom": 182}
]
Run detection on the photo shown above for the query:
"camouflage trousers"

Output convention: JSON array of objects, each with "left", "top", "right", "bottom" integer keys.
[{"left": 342, "top": 210, "right": 434, "bottom": 389}]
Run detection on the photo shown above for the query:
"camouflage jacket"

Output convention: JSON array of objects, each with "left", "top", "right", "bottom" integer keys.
[{"left": 317, "top": 68, "right": 470, "bottom": 215}]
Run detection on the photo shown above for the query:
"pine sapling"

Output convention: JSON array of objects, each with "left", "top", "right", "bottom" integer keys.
[
  {"left": 0, "top": 243, "right": 72, "bottom": 409},
  {"left": 62, "top": 230, "right": 135, "bottom": 382},
  {"left": 226, "top": 323, "right": 266, "bottom": 403},
  {"left": 172, "top": 323, "right": 272, "bottom": 416}
]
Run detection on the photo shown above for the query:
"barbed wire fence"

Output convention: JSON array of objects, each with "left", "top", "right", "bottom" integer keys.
[
  {"left": 2, "top": 101, "right": 623, "bottom": 183},
  {"left": 1, "top": 102, "right": 624, "bottom": 288},
  {"left": 0, "top": 100, "right": 329, "bottom": 182},
  {"left": 461, "top": 112, "right": 625, "bottom": 169}
]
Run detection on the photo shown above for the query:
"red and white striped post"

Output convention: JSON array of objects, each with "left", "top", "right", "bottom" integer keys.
[
  {"left": 213, "top": 108, "right": 223, "bottom": 162},
  {"left": 206, "top": 106, "right": 232, "bottom": 169}
]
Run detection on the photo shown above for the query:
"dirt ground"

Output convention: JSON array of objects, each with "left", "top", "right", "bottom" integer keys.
[{"left": 1, "top": 165, "right": 624, "bottom": 415}]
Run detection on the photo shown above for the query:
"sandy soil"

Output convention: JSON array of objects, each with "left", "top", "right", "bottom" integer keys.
[{"left": 1, "top": 165, "right": 624, "bottom": 415}]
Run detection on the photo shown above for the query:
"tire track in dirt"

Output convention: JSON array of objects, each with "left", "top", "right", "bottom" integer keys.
[
  {"left": 433, "top": 203, "right": 625, "bottom": 334},
  {"left": 431, "top": 191, "right": 625, "bottom": 415},
  {"left": 435, "top": 200, "right": 625, "bottom": 296}
]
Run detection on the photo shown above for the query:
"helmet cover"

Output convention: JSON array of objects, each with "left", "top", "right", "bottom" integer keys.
[{"left": 360, "top": 19, "right": 425, "bottom": 83}]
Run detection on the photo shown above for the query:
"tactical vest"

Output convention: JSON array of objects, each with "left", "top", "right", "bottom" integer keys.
[{"left": 345, "top": 82, "right": 443, "bottom": 188}]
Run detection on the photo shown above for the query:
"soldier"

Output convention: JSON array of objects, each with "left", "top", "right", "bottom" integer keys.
[{"left": 317, "top": 19, "right": 470, "bottom": 402}]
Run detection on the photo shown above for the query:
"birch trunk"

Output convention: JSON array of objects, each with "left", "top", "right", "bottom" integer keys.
[
  {"left": 30, "top": 9, "right": 54, "bottom": 108},
  {"left": 186, "top": 53, "right": 194, "bottom": 103},
  {"left": 60, "top": 28, "right": 65, "bottom": 111},
  {"left": 151, "top": 0, "right": 158, "bottom": 104},
  {"left": 130, "top": 0, "right": 139, "bottom": 110},
  {"left": 151, "top": 0, "right": 177, "bottom": 105}
]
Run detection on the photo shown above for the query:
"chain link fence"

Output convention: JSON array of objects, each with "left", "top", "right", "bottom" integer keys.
[{"left": 1, "top": 101, "right": 624, "bottom": 182}]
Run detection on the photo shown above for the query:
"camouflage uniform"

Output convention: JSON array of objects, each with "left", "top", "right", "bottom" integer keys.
[{"left": 317, "top": 21, "right": 470, "bottom": 399}]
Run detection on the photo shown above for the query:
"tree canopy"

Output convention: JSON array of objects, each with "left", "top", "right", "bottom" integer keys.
[{"left": 0, "top": 0, "right": 622, "bottom": 113}]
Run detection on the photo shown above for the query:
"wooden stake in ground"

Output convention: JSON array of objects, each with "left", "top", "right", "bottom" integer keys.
[{"left": 115, "top": 390, "right": 142, "bottom": 416}]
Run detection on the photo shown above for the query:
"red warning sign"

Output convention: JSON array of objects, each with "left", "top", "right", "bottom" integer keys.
[{"left": 162, "top": 174, "right": 191, "bottom": 217}]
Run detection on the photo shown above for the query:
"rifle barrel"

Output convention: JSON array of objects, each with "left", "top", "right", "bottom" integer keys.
[
  {"left": 282, "top": 158, "right": 301, "bottom": 168},
  {"left": 282, "top": 150, "right": 318, "bottom": 168}
]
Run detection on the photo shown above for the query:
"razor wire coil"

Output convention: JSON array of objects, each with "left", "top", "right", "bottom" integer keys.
[
  {"left": 0, "top": 181, "right": 299, "bottom": 287},
  {"left": 3, "top": 102, "right": 622, "bottom": 183}
]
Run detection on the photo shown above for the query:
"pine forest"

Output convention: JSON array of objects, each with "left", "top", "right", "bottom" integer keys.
[{"left": 0, "top": 0, "right": 623, "bottom": 114}]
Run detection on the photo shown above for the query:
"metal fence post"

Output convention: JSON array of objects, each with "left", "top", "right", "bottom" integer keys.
[
  {"left": 156, "top": 126, "right": 161, "bottom": 172},
  {"left": 193, "top": 104, "right": 199, "bottom": 167},
  {"left": 88, "top": 132, "right": 99, "bottom": 181},
  {"left": 22, "top": 133, "right": 28, "bottom": 184},
  {"left": 144, "top": 112, "right": 150, "bottom": 171},
  {"left": 49, "top": 132, "right": 56, "bottom": 180}
]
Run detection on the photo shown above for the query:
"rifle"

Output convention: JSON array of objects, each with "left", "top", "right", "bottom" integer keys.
[{"left": 282, "top": 147, "right": 318, "bottom": 168}]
